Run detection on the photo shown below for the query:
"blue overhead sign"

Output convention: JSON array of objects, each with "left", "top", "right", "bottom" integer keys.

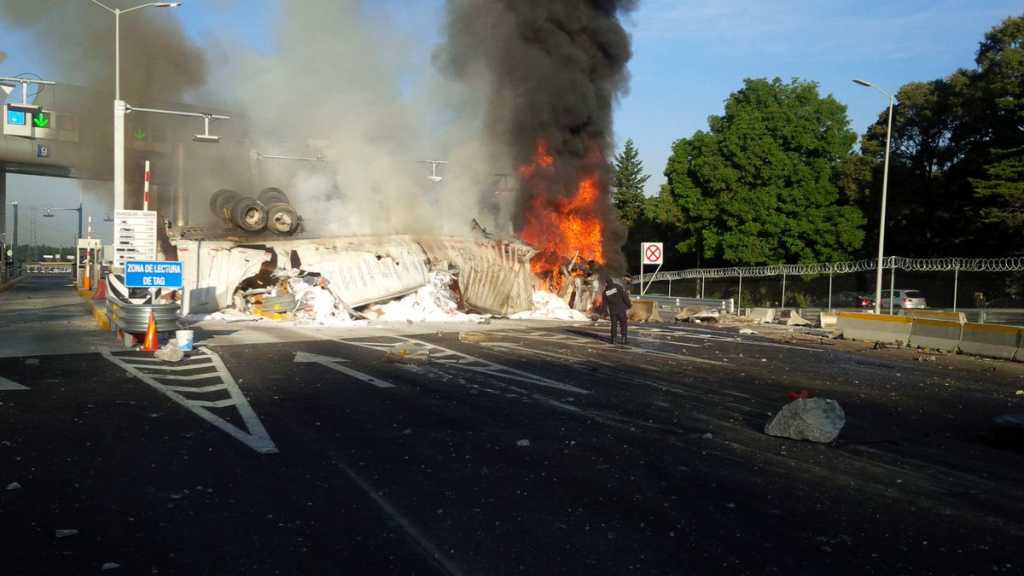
[
  {"left": 7, "top": 108, "right": 25, "bottom": 126},
  {"left": 125, "top": 260, "right": 184, "bottom": 289}
]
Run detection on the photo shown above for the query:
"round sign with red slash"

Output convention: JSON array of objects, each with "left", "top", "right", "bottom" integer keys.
[{"left": 642, "top": 242, "right": 663, "bottom": 265}]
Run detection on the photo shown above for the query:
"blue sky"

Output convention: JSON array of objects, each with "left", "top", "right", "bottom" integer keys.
[{"left": 2, "top": 0, "right": 1020, "bottom": 244}]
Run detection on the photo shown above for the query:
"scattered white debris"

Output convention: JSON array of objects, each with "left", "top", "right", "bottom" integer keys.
[
  {"left": 516, "top": 439, "right": 531, "bottom": 447},
  {"left": 366, "top": 272, "right": 487, "bottom": 323},
  {"left": 701, "top": 432, "right": 713, "bottom": 440},
  {"left": 154, "top": 340, "right": 184, "bottom": 363},
  {"left": 55, "top": 529, "right": 79, "bottom": 538},
  {"left": 509, "top": 291, "right": 588, "bottom": 321},
  {"left": 739, "top": 328, "right": 758, "bottom": 336},
  {"left": 5, "top": 481, "right": 21, "bottom": 490},
  {"left": 1016, "top": 390, "right": 1023, "bottom": 396},
  {"left": 24, "top": 358, "right": 39, "bottom": 366},
  {"left": 101, "top": 562, "right": 121, "bottom": 571}
]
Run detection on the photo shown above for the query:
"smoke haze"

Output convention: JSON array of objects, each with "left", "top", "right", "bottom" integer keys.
[{"left": 1, "top": 1, "right": 636, "bottom": 260}]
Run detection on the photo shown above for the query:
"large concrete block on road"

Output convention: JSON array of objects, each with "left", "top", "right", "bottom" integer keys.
[
  {"left": 747, "top": 308, "right": 774, "bottom": 324},
  {"left": 819, "top": 312, "right": 838, "bottom": 329},
  {"left": 837, "top": 312, "right": 912, "bottom": 346},
  {"left": 959, "top": 322, "right": 1023, "bottom": 361},
  {"left": 908, "top": 318, "right": 963, "bottom": 352},
  {"left": 906, "top": 309, "right": 967, "bottom": 324}
]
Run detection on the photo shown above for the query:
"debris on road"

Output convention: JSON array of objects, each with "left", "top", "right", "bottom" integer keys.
[
  {"left": 765, "top": 397, "right": 846, "bottom": 444},
  {"left": 739, "top": 328, "right": 758, "bottom": 336},
  {"left": 384, "top": 342, "right": 431, "bottom": 365},
  {"left": 101, "top": 562, "right": 121, "bottom": 571},
  {"left": 154, "top": 340, "right": 185, "bottom": 363},
  {"left": 509, "top": 290, "right": 588, "bottom": 321},
  {"left": 516, "top": 439, "right": 531, "bottom": 447},
  {"left": 5, "top": 481, "right": 21, "bottom": 490},
  {"left": 365, "top": 272, "right": 487, "bottom": 323},
  {"left": 1016, "top": 390, "right": 1023, "bottom": 396},
  {"left": 458, "top": 332, "right": 489, "bottom": 344},
  {"left": 55, "top": 529, "right": 79, "bottom": 538}
]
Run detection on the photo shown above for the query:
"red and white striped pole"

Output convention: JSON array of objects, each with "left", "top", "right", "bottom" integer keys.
[{"left": 143, "top": 160, "right": 151, "bottom": 211}]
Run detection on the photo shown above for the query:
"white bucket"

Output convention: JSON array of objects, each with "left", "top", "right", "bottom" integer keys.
[{"left": 175, "top": 330, "right": 194, "bottom": 351}]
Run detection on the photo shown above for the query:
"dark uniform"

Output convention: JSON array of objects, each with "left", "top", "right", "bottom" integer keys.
[{"left": 603, "top": 279, "right": 631, "bottom": 344}]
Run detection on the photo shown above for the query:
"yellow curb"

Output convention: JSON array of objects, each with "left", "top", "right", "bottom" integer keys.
[
  {"left": 91, "top": 301, "right": 111, "bottom": 332},
  {"left": 963, "top": 322, "right": 1023, "bottom": 335},
  {"left": 836, "top": 311, "right": 912, "bottom": 324}
]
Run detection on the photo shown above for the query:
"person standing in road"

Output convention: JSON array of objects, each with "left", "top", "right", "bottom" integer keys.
[{"left": 603, "top": 277, "right": 631, "bottom": 345}]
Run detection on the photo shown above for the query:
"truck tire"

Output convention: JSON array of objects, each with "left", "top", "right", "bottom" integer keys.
[
  {"left": 231, "top": 196, "right": 267, "bottom": 232},
  {"left": 265, "top": 203, "right": 300, "bottom": 234},
  {"left": 210, "top": 189, "right": 240, "bottom": 221},
  {"left": 258, "top": 187, "right": 289, "bottom": 206}
]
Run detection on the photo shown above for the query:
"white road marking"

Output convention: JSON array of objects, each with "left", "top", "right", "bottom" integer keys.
[
  {"left": 102, "top": 347, "right": 278, "bottom": 454},
  {"left": 293, "top": 351, "right": 396, "bottom": 389},
  {"left": 0, "top": 375, "right": 28, "bottom": 390},
  {"left": 488, "top": 330, "right": 727, "bottom": 366},
  {"left": 336, "top": 336, "right": 590, "bottom": 395},
  {"left": 480, "top": 341, "right": 615, "bottom": 367}
]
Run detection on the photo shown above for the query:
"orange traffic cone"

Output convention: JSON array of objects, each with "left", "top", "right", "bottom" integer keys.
[
  {"left": 142, "top": 310, "right": 159, "bottom": 352},
  {"left": 82, "top": 268, "right": 91, "bottom": 291},
  {"left": 92, "top": 277, "right": 107, "bottom": 301}
]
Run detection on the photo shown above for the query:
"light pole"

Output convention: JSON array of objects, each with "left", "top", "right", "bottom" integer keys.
[
  {"left": 86, "top": 1, "right": 182, "bottom": 214},
  {"left": 853, "top": 79, "right": 895, "bottom": 315},
  {"left": 43, "top": 203, "right": 84, "bottom": 240},
  {"left": 9, "top": 201, "right": 17, "bottom": 272}
]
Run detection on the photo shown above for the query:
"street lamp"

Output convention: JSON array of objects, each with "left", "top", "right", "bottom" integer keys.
[
  {"left": 86, "top": 0, "right": 182, "bottom": 214},
  {"left": 853, "top": 78, "right": 895, "bottom": 315},
  {"left": 42, "top": 203, "right": 84, "bottom": 240}
]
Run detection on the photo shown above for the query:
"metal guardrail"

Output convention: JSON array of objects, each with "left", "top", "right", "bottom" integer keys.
[{"left": 633, "top": 294, "right": 735, "bottom": 314}]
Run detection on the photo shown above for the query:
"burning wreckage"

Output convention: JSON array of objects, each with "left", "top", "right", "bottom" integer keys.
[{"left": 167, "top": 233, "right": 604, "bottom": 325}]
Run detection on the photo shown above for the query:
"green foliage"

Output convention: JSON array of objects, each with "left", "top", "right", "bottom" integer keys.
[
  {"left": 854, "top": 14, "right": 1024, "bottom": 256},
  {"left": 611, "top": 138, "right": 650, "bottom": 228},
  {"left": 659, "top": 78, "right": 866, "bottom": 266}
]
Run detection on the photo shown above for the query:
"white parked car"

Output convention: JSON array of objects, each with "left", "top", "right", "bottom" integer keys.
[{"left": 880, "top": 289, "right": 927, "bottom": 310}]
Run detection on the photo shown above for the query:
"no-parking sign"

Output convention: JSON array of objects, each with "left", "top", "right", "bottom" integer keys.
[{"left": 642, "top": 242, "right": 663, "bottom": 265}]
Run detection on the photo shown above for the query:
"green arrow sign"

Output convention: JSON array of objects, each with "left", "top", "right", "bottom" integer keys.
[
  {"left": 32, "top": 112, "right": 50, "bottom": 129},
  {"left": 134, "top": 128, "right": 146, "bottom": 141}
]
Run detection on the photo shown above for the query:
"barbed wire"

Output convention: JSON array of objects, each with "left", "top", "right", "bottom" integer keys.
[{"left": 632, "top": 256, "right": 1024, "bottom": 284}]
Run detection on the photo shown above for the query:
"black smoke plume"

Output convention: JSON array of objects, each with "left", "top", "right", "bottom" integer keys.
[{"left": 436, "top": 0, "right": 637, "bottom": 272}]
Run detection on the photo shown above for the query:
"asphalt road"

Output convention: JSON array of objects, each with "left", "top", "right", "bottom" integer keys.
[{"left": 1, "top": 289, "right": 1023, "bottom": 574}]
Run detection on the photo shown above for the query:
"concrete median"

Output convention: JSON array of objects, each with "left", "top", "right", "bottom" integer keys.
[
  {"left": 908, "top": 318, "right": 963, "bottom": 352},
  {"left": 837, "top": 312, "right": 912, "bottom": 346},
  {"left": 905, "top": 309, "right": 967, "bottom": 324},
  {"left": 958, "top": 322, "right": 1023, "bottom": 361}
]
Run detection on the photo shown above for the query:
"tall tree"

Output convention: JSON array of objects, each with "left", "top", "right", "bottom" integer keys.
[
  {"left": 659, "top": 78, "right": 865, "bottom": 265},
  {"left": 612, "top": 138, "right": 650, "bottom": 228}
]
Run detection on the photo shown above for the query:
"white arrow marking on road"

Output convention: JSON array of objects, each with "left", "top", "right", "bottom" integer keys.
[
  {"left": 0, "top": 375, "right": 28, "bottom": 390},
  {"left": 293, "top": 352, "right": 396, "bottom": 389}
]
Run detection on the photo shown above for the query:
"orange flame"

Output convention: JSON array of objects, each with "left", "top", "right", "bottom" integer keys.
[{"left": 518, "top": 141, "right": 605, "bottom": 291}]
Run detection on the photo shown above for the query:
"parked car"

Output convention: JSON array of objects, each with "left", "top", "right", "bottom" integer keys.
[
  {"left": 879, "top": 289, "right": 927, "bottom": 309},
  {"left": 833, "top": 291, "right": 875, "bottom": 308}
]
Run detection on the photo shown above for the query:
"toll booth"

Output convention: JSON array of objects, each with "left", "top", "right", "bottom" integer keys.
[{"left": 76, "top": 238, "right": 102, "bottom": 290}]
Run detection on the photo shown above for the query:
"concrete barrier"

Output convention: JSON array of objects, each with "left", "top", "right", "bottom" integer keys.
[
  {"left": 908, "top": 318, "right": 963, "bottom": 352},
  {"left": 629, "top": 300, "right": 656, "bottom": 322},
  {"left": 837, "top": 312, "right": 912, "bottom": 346},
  {"left": 905, "top": 309, "right": 967, "bottom": 324},
  {"left": 747, "top": 308, "right": 775, "bottom": 324},
  {"left": 959, "top": 322, "right": 1023, "bottom": 361},
  {"left": 820, "top": 312, "right": 838, "bottom": 329}
]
